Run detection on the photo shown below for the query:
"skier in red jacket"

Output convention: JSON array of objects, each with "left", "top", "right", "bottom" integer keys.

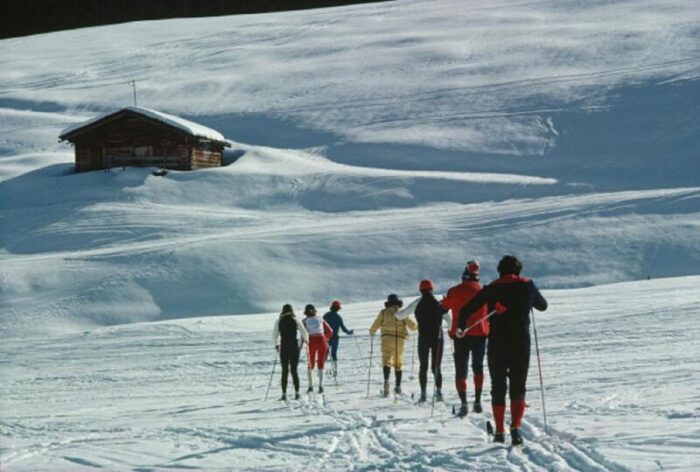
[
  {"left": 440, "top": 260, "right": 489, "bottom": 417},
  {"left": 302, "top": 304, "right": 333, "bottom": 394}
]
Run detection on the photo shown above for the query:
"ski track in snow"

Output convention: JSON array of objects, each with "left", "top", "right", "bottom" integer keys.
[{"left": 2, "top": 276, "right": 698, "bottom": 470}]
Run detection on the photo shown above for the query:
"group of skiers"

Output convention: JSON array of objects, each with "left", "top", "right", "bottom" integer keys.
[
  {"left": 272, "top": 254, "right": 548, "bottom": 446},
  {"left": 271, "top": 301, "right": 353, "bottom": 399}
]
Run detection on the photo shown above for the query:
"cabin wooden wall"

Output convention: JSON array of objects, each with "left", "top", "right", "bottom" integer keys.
[{"left": 70, "top": 112, "right": 222, "bottom": 172}]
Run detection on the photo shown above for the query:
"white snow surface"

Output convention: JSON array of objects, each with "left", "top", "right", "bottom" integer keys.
[
  {"left": 59, "top": 106, "right": 227, "bottom": 143},
  {"left": 2, "top": 277, "right": 699, "bottom": 471},
  {"left": 1, "top": 0, "right": 700, "bottom": 468}
]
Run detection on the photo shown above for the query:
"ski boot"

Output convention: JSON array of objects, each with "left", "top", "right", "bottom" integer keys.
[
  {"left": 510, "top": 428, "right": 523, "bottom": 446},
  {"left": 434, "top": 389, "right": 443, "bottom": 402},
  {"left": 457, "top": 402, "right": 468, "bottom": 418},
  {"left": 318, "top": 386, "right": 324, "bottom": 394},
  {"left": 294, "top": 391, "right": 301, "bottom": 400},
  {"left": 418, "top": 390, "right": 427, "bottom": 403},
  {"left": 493, "top": 432, "right": 505, "bottom": 443},
  {"left": 473, "top": 400, "right": 483, "bottom": 413},
  {"left": 279, "top": 394, "right": 287, "bottom": 401},
  {"left": 307, "top": 386, "right": 314, "bottom": 393},
  {"left": 382, "top": 381, "right": 391, "bottom": 397}
]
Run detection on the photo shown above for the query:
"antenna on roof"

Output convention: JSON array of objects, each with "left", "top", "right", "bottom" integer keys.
[{"left": 131, "top": 79, "right": 138, "bottom": 107}]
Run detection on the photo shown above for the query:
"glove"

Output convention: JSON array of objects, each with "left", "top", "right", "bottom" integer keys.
[
  {"left": 448, "top": 328, "right": 457, "bottom": 340},
  {"left": 348, "top": 329, "right": 354, "bottom": 335},
  {"left": 369, "top": 329, "right": 375, "bottom": 336},
  {"left": 275, "top": 345, "right": 280, "bottom": 352},
  {"left": 495, "top": 302, "right": 507, "bottom": 314}
]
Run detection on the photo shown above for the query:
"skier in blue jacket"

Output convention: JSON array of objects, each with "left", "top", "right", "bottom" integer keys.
[{"left": 323, "top": 300, "right": 354, "bottom": 379}]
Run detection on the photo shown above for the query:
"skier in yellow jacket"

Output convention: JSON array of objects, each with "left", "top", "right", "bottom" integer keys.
[{"left": 369, "top": 294, "right": 418, "bottom": 397}]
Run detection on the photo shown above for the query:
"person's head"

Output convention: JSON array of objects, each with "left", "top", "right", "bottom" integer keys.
[
  {"left": 281, "top": 304, "right": 293, "bottom": 314},
  {"left": 385, "top": 293, "right": 403, "bottom": 308},
  {"left": 497, "top": 255, "right": 523, "bottom": 277},
  {"left": 330, "top": 300, "right": 342, "bottom": 311},
  {"left": 419, "top": 279, "right": 433, "bottom": 294},
  {"left": 304, "top": 304, "right": 317, "bottom": 316},
  {"left": 462, "top": 259, "right": 480, "bottom": 281}
]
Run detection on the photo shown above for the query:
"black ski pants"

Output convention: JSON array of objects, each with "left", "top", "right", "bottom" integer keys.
[
  {"left": 488, "top": 335, "right": 530, "bottom": 405},
  {"left": 279, "top": 343, "right": 300, "bottom": 394},
  {"left": 418, "top": 334, "right": 443, "bottom": 391},
  {"left": 453, "top": 335, "right": 486, "bottom": 382}
]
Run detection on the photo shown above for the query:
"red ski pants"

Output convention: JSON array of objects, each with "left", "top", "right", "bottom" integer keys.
[{"left": 307, "top": 335, "right": 328, "bottom": 369}]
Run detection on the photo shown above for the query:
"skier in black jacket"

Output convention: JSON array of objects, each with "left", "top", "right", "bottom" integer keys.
[
  {"left": 272, "top": 304, "right": 309, "bottom": 400},
  {"left": 414, "top": 279, "right": 451, "bottom": 403},
  {"left": 458, "top": 256, "right": 548, "bottom": 446}
]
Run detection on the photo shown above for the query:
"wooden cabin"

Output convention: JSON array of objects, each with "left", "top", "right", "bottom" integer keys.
[{"left": 59, "top": 106, "right": 231, "bottom": 173}]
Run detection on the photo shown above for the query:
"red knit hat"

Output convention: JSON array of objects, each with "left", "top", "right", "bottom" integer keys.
[
  {"left": 330, "top": 300, "right": 342, "bottom": 311},
  {"left": 419, "top": 279, "right": 434, "bottom": 291}
]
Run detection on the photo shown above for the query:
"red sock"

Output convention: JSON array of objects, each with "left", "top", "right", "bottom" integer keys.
[
  {"left": 492, "top": 404, "right": 506, "bottom": 433},
  {"left": 455, "top": 378, "right": 467, "bottom": 393},
  {"left": 474, "top": 373, "right": 484, "bottom": 391},
  {"left": 510, "top": 399, "right": 526, "bottom": 429}
]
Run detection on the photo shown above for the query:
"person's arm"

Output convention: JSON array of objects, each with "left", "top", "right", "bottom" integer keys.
[
  {"left": 369, "top": 311, "right": 383, "bottom": 335},
  {"left": 531, "top": 281, "right": 548, "bottom": 312},
  {"left": 272, "top": 318, "right": 280, "bottom": 350},
  {"left": 339, "top": 316, "right": 353, "bottom": 335},
  {"left": 405, "top": 316, "right": 418, "bottom": 331},
  {"left": 296, "top": 317, "right": 309, "bottom": 343}
]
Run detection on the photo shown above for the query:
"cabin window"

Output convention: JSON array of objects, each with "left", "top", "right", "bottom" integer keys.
[{"left": 134, "top": 146, "right": 151, "bottom": 157}]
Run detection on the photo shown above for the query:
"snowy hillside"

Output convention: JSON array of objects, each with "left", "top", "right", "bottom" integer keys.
[
  {"left": 1, "top": 0, "right": 698, "bottom": 337},
  {"left": 1, "top": 0, "right": 700, "bottom": 469}
]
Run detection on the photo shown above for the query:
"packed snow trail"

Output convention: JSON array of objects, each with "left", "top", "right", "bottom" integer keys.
[{"left": 2, "top": 277, "right": 698, "bottom": 471}]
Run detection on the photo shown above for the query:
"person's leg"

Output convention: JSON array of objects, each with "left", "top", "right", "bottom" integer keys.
[
  {"left": 488, "top": 340, "right": 508, "bottom": 434},
  {"left": 418, "top": 336, "right": 430, "bottom": 396},
  {"left": 330, "top": 337, "right": 339, "bottom": 361},
  {"left": 433, "top": 335, "right": 444, "bottom": 391},
  {"left": 471, "top": 336, "right": 487, "bottom": 409},
  {"left": 280, "top": 348, "right": 290, "bottom": 397},
  {"left": 508, "top": 339, "right": 531, "bottom": 431},
  {"left": 381, "top": 337, "right": 392, "bottom": 396},
  {"left": 453, "top": 338, "right": 469, "bottom": 405},
  {"left": 317, "top": 340, "right": 329, "bottom": 392},
  {"left": 290, "top": 345, "right": 300, "bottom": 396},
  {"left": 395, "top": 337, "right": 406, "bottom": 392}
]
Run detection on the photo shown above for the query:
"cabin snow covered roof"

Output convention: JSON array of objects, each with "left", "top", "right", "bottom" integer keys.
[{"left": 59, "top": 106, "right": 229, "bottom": 144}]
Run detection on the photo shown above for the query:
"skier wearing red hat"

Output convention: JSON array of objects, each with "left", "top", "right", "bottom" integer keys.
[
  {"left": 323, "top": 300, "right": 354, "bottom": 380},
  {"left": 440, "top": 260, "right": 489, "bottom": 417},
  {"left": 457, "top": 255, "right": 548, "bottom": 445},
  {"left": 414, "top": 279, "right": 451, "bottom": 403}
]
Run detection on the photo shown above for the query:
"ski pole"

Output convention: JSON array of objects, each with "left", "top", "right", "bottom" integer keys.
[
  {"left": 531, "top": 308, "right": 548, "bottom": 434},
  {"left": 366, "top": 335, "right": 374, "bottom": 398},
  {"left": 455, "top": 309, "right": 497, "bottom": 338},
  {"left": 264, "top": 350, "right": 278, "bottom": 401}
]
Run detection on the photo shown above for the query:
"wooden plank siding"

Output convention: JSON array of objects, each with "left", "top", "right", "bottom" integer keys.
[{"left": 67, "top": 111, "right": 224, "bottom": 172}]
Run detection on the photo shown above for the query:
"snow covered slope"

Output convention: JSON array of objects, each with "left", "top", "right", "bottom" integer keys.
[
  {"left": 2, "top": 277, "right": 699, "bottom": 471},
  {"left": 1, "top": 0, "right": 699, "bottom": 337}
]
